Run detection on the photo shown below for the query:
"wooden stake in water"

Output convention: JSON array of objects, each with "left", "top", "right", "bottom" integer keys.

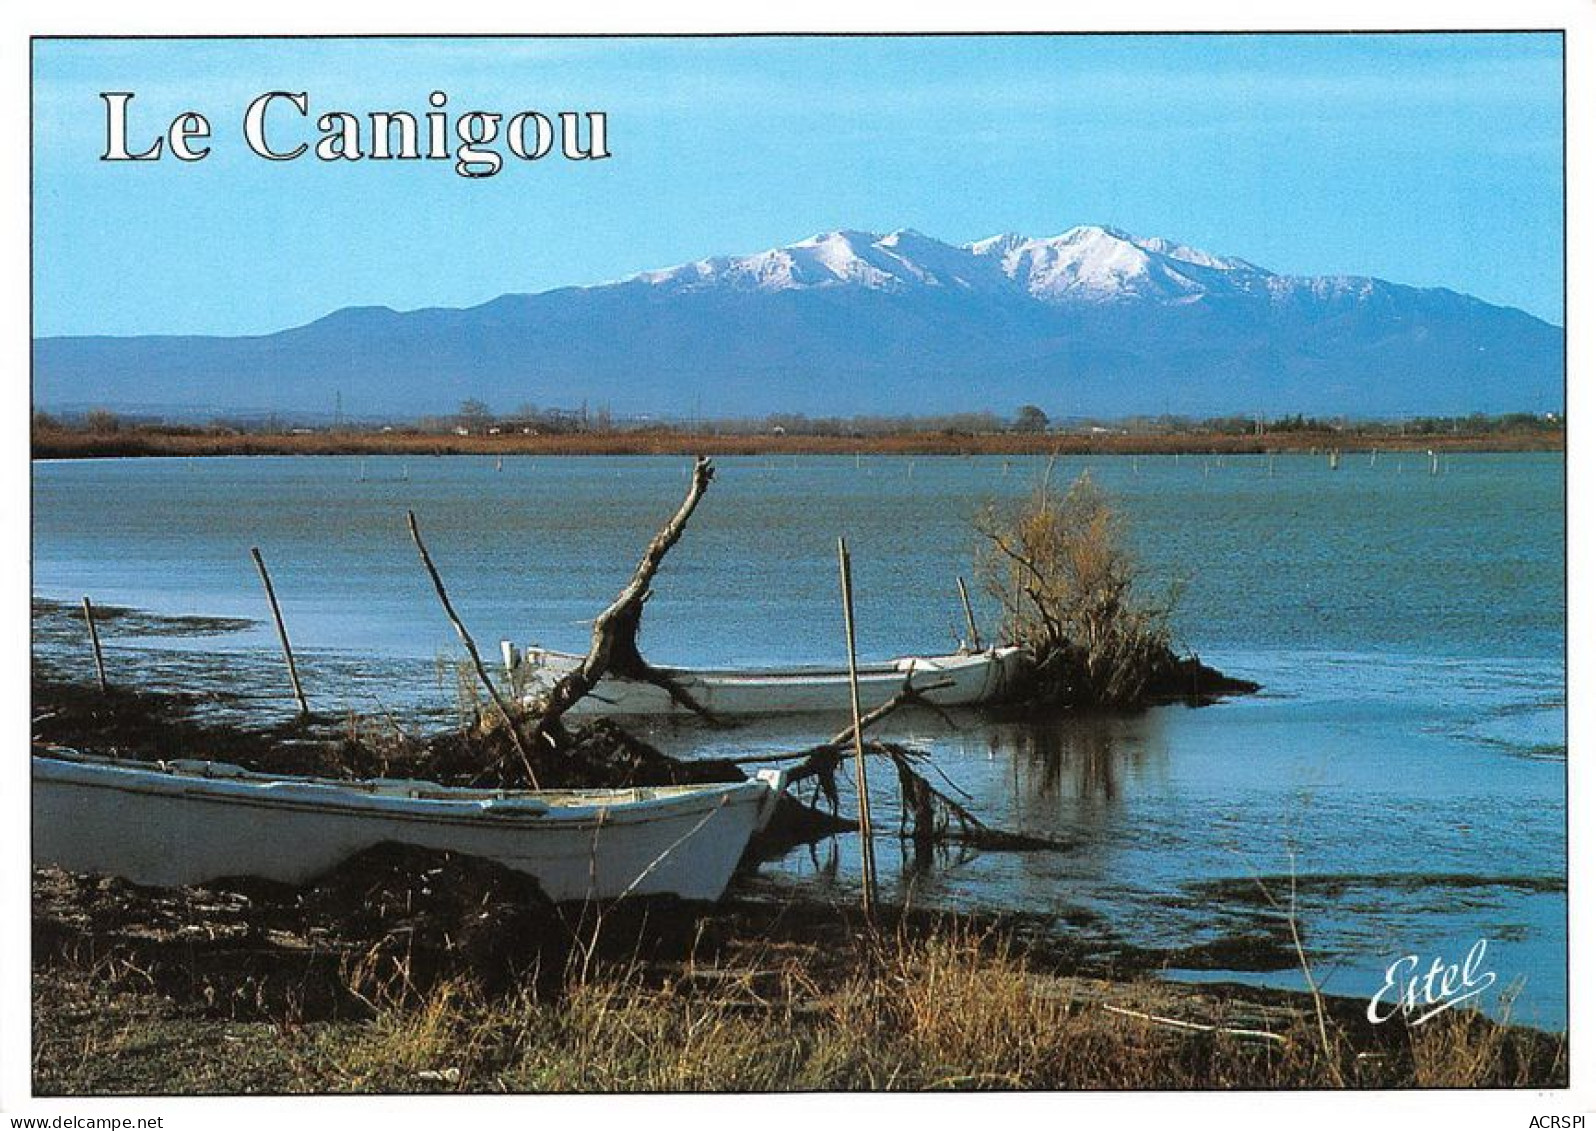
[
  {"left": 837, "top": 537, "right": 879, "bottom": 917},
  {"left": 250, "top": 547, "right": 309, "bottom": 717},
  {"left": 80, "top": 596, "right": 108, "bottom": 694},
  {"left": 956, "top": 575, "right": 983, "bottom": 651},
  {"left": 407, "top": 511, "right": 539, "bottom": 787}
]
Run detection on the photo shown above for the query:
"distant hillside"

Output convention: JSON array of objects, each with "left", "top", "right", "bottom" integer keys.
[{"left": 34, "top": 225, "right": 1564, "bottom": 418}]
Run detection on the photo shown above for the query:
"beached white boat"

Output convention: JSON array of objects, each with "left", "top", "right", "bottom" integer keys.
[
  {"left": 32, "top": 751, "right": 786, "bottom": 903},
  {"left": 513, "top": 645, "right": 1026, "bottom": 717}
]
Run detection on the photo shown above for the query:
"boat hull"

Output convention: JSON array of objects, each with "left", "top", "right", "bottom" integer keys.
[
  {"left": 32, "top": 755, "right": 785, "bottom": 903},
  {"left": 520, "top": 647, "right": 1024, "bottom": 717}
]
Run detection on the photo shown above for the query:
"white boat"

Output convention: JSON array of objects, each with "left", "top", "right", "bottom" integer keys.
[
  {"left": 513, "top": 645, "right": 1026, "bottom": 717},
  {"left": 32, "top": 750, "right": 786, "bottom": 903}
]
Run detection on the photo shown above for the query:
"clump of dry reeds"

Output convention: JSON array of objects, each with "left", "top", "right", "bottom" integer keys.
[{"left": 976, "top": 470, "right": 1181, "bottom": 708}]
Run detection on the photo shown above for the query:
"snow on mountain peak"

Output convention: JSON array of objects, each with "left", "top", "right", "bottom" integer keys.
[
  {"left": 1059, "top": 223, "right": 1133, "bottom": 243},
  {"left": 965, "top": 232, "right": 1028, "bottom": 257},
  {"left": 627, "top": 225, "right": 1275, "bottom": 304},
  {"left": 965, "top": 225, "right": 1277, "bottom": 303},
  {"left": 1132, "top": 234, "right": 1260, "bottom": 273},
  {"left": 799, "top": 229, "right": 877, "bottom": 251},
  {"left": 968, "top": 225, "right": 1165, "bottom": 302},
  {"left": 633, "top": 229, "right": 899, "bottom": 293}
]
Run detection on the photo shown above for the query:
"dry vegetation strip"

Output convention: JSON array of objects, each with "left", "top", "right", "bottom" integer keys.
[
  {"left": 33, "top": 914, "right": 1562, "bottom": 1094},
  {"left": 30, "top": 842, "right": 1566, "bottom": 1096},
  {"left": 32, "top": 426, "right": 1565, "bottom": 460}
]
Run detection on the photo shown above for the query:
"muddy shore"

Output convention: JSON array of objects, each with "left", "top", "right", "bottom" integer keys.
[{"left": 28, "top": 672, "right": 1567, "bottom": 1093}]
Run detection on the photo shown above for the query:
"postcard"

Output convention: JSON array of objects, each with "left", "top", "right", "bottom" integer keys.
[{"left": 10, "top": 8, "right": 1588, "bottom": 1126}]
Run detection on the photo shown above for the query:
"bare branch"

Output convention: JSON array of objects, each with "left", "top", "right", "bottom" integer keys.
[
  {"left": 407, "top": 510, "right": 538, "bottom": 787},
  {"left": 525, "top": 457, "right": 717, "bottom": 747}
]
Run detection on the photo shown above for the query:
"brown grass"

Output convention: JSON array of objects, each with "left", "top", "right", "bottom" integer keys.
[
  {"left": 33, "top": 916, "right": 1565, "bottom": 1094},
  {"left": 31, "top": 425, "right": 1565, "bottom": 460}
]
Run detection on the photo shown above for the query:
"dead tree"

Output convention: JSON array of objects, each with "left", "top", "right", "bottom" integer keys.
[{"left": 524, "top": 456, "right": 719, "bottom": 751}]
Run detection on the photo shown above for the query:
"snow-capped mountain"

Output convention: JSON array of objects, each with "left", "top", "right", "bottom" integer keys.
[
  {"left": 632, "top": 228, "right": 1013, "bottom": 296},
  {"left": 34, "top": 226, "right": 1563, "bottom": 419},
  {"left": 624, "top": 225, "right": 1270, "bottom": 304}
]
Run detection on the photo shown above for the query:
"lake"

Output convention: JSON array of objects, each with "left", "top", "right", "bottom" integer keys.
[{"left": 31, "top": 452, "right": 1567, "bottom": 1029}]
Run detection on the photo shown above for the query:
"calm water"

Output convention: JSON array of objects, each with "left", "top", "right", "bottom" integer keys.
[{"left": 32, "top": 453, "right": 1567, "bottom": 1029}]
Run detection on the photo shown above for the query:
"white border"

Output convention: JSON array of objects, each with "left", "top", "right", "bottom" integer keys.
[{"left": 4, "top": 4, "right": 1590, "bottom": 1129}]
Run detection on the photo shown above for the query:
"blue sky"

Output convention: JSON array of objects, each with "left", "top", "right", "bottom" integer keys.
[{"left": 32, "top": 33, "right": 1564, "bottom": 336}]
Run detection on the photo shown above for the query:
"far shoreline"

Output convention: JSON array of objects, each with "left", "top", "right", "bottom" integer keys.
[{"left": 30, "top": 426, "right": 1566, "bottom": 460}]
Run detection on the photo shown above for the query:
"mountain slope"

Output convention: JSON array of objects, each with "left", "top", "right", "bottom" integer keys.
[{"left": 34, "top": 226, "right": 1563, "bottom": 418}]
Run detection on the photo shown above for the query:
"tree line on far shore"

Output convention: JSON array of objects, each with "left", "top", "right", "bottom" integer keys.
[{"left": 31, "top": 402, "right": 1565, "bottom": 443}]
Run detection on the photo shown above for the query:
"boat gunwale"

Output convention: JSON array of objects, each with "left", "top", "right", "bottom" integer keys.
[
  {"left": 523, "top": 645, "right": 1022, "bottom": 684},
  {"left": 32, "top": 752, "right": 774, "bottom": 829}
]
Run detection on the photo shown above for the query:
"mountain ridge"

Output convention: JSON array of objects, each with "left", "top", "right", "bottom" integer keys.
[{"left": 34, "top": 225, "right": 1563, "bottom": 418}]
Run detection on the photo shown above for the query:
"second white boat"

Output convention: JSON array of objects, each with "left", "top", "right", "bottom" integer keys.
[{"left": 513, "top": 645, "right": 1026, "bottom": 717}]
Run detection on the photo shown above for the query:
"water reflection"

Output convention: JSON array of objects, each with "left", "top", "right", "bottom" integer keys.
[
  {"left": 984, "top": 711, "right": 1170, "bottom": 806},
  {"left": 801, "top": 837, "right": 839, "bottom": 882},
  {"left": 891, "top": 827, "right": 984, "bottom": 886},
  {"left": 29, "top": 454, "right": 1567, "bottom": 1027}
]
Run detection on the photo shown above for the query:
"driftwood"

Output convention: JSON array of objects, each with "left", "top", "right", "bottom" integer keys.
[
  {"left": 588, "top": 601, "right": 722, "bottom": 723},
  {"left": 743, "top": 675, "right": 1068, "bottom": 854},
  {"left": 779, "top": 678, "right": 955, "bottom": 778},
  {"left": 524, "top": 457, "right": 719, "bottom": 750}
]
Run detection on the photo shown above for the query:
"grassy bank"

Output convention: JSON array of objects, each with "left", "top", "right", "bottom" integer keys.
[
  {"left": 31, "top": 424, "right": 1564, "bottom": 460},
  {"left": 33, "top": 882, "right": 1563, "bottom": 1094}
]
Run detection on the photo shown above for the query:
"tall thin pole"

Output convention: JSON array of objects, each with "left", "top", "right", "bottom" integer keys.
[
  {"left": 408, "top": 511, "right": 539, "bottom": 787},
  {"left": 250, "top": 547, "right": 309, "bottom": 717},
  {"left": 837, "top": 537, "right": 878, "bottom": 917},
  {"left": 956, "top": 576, "right": 983, "bottom": 651},
  {"left": 80, "top": 597, "right": 108, "bottom": 694}
]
